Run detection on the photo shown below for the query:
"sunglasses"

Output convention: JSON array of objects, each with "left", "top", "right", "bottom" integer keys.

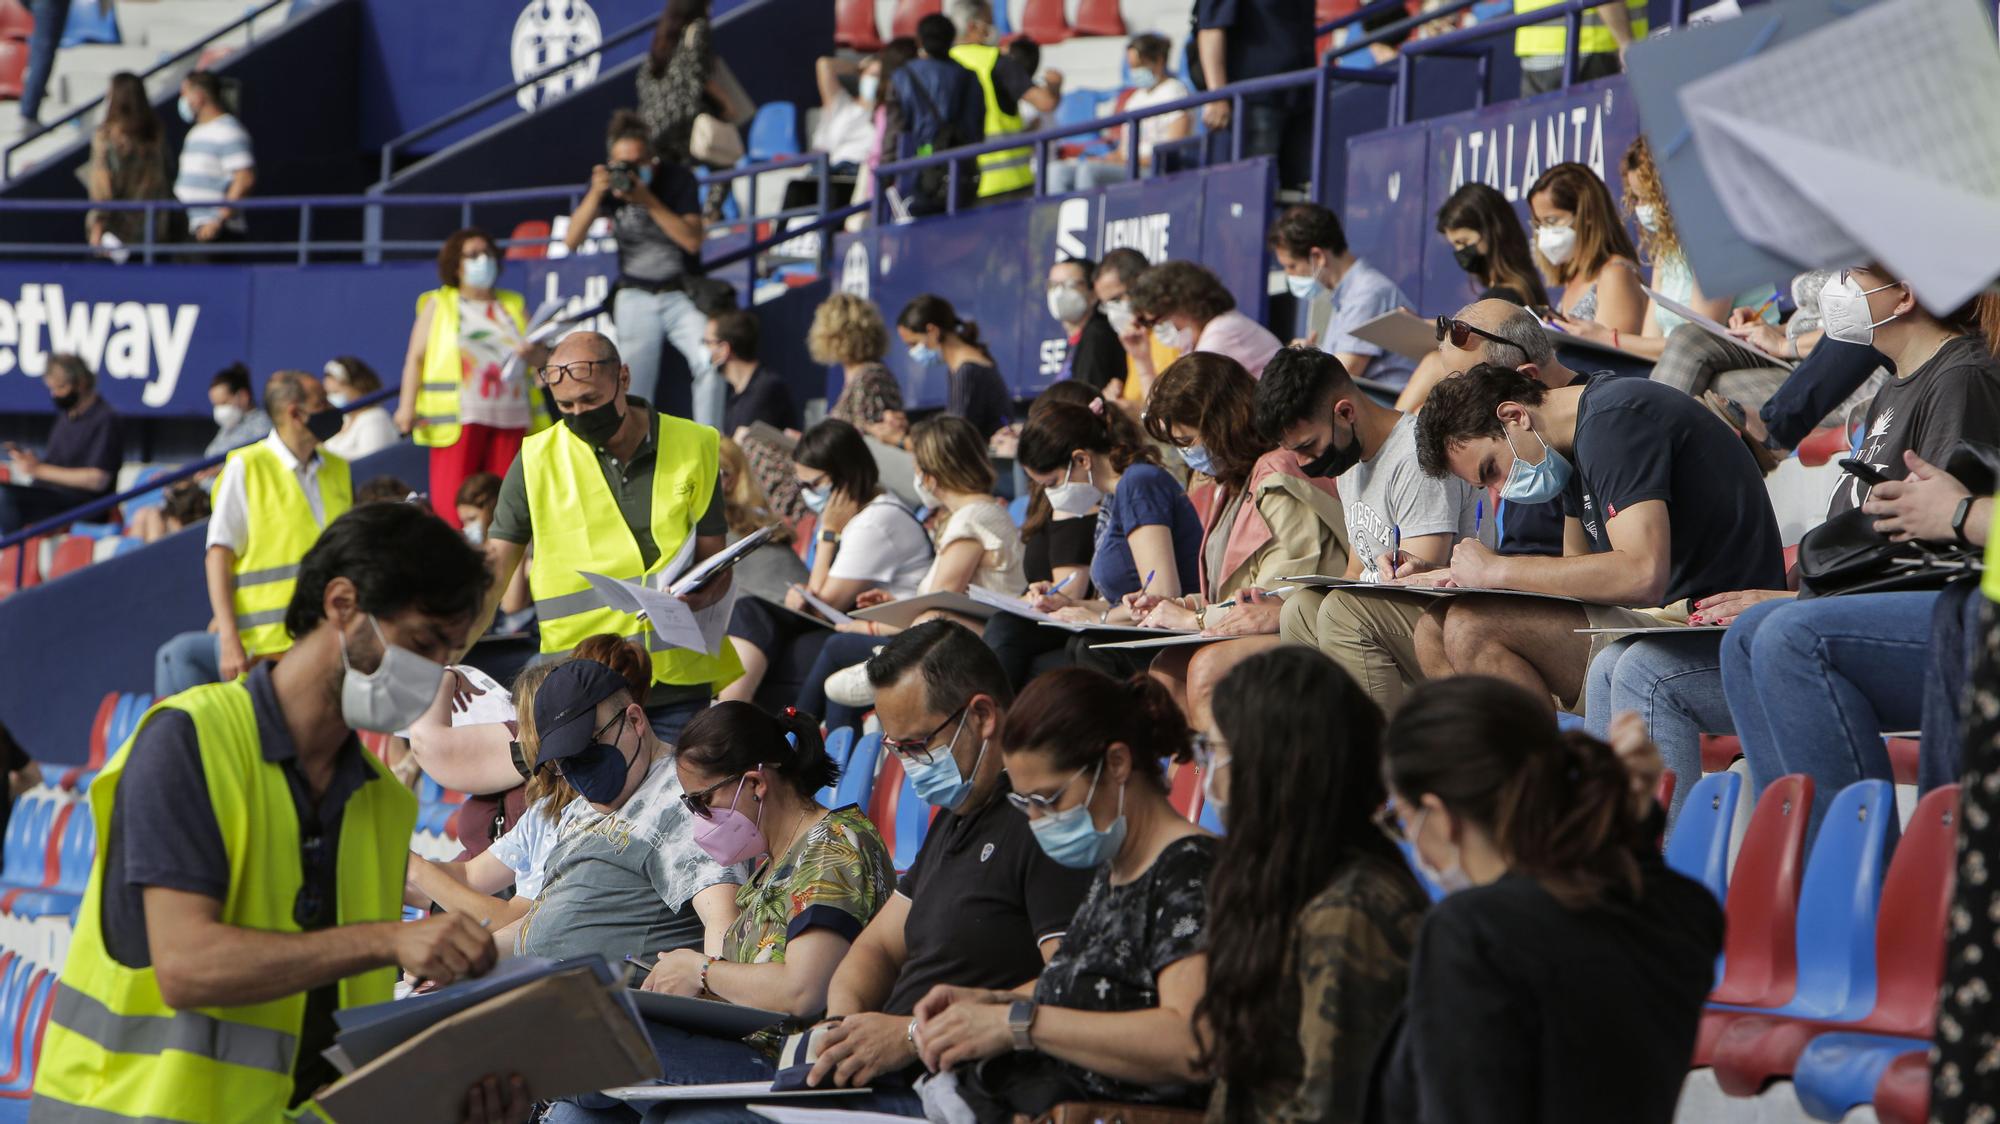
[
  {"left": 1435, "top": 315, "right": 1514, "bottom": 351},
  {"left": 680, "top": 772, "right": 753, "bottom": 820}
]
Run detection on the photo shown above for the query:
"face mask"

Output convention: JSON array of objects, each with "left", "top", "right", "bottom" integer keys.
[
  {"left": 325, "top": 390, "right": 353, "bottom": 410},
  {"left": 859, "top": 74, "right": 880, "bottom": 103},
  {"left": 51, "top": 391, "right": 79, "bottom": 412},
  {"left": 1177, "top": 443, "right": 1215, "bottom": 477},
  {"left": 1103, "top": 298, "right": 1135, "bottom": 336},
  {"left": 907, "top": 712, "right": 985, "bottom": 811},
  {"left": 703, "top": 346, "right": 724, "bottom": 373},
  {"left": 463, "top": 519, "right": 486, "bottom": 546},
  {"left": 564, "top": 397, "right": 625, "bottom": 448},
  {"left": 1029, "top": 761, "right": 1127, "bottom": 870},
  {"left": 1498, "top": 422, "right": 1574, "bottom": 505},
  {"left": 1199, "top": 752, "right": 1230, "bottom": 823},
  {"left": 1536, "top": 224, "right": 1577, "bottom": 267},
  {"left": 1633, "top": 203, "right": 1660, "bottom": 234},
  {"left": 177, "top": 95, "right": 195, "bottom": 124},
  {"left": 305, "top": 406, "right": 344, "bottom": 443},
  {"left": 563, "top": 711, "right": 642, "bottom": 805},
  {"left": 1284, "top": 271, "right": 1320, "bottom": 300},
  {"left": 1153, "top": 321, "right": 1189, "bottom": 350},
  {"left": 800, "top": 484, "right": 831, "bottom": 513},
  {"left": 692, "top": 775, "right": 770, "bottom": 865},
  {"left": 212, "top": 402, "right": 244, "bottom": 430},
  {"left": 1048, "top": 287, "right": 1089, "bottom": 325},
  {"left": 340, "top": 614, "right": 447, "bottom": 734},
  {"left": 908, "top": 343, "right": 941, "bottom": 366},
  {"left": 1452, "top": 243, "right": 1487, "bottom": 275},
  {"left": 913, "top": 472, "right": 941, "bottom": 510},
  {"left": 1300, "top": 413, "right": 1363, "bottom": 479},
  {"left": 1407, "top": 807, "right": 1474, "bottom": 895},
  {"left": 1129, "top": 66, "right": 1157, "bottom": 88},
  {"left": 461, "top": 254, "right": 499, "bottom": 289},
  {"left": 1044, "top": 459, "right": 1103, "bottom": 516},
  {"left": 1819, "top": 273, "right": 1901, "bottom": 346}
]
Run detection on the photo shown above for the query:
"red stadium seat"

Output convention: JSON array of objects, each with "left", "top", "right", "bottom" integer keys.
[
  {"left": 506, "top": 219, "right": 552, "bottom": 260},
  {"left": 1796, "top": 426, "right": 1849, "bottom": 468},
  {"left": 836, "top": 0, "right": 884, "bottom": 50},
  {"left": 1705, "top": 775, "right": 1812, "bottom": 1006},
  {"left": 1700, "top": 733, "right": 1743, "bottom": 774},
  {"left": 867, "top": 751, "right": 905, "bottom": 858},
  {"left": 43, "top": 535, "right": 94, "bottom": 581},
  {"left": 1165, "top": 759, "right": 1200, "bottom": 819},
  {"left": 85, "top": 692, "right": 118, "bottom": 769},
  {"left": 1020, "top": 0, "right": 1073, "bottom": 42},
  {"left": 1872, "top": 1049, "right": 1931, "bottom": 1124},
  {"left": 0, "top": 0, "right": 33, "bottom": 40},
  {"left": 890, "top": 0, "right": 941, "bottom": 41},
  {"left": 1071, "top": 0, "right": 1126, "bottom": 36},
  {"left": 0, "top": 539, "right": 41, "bottom": 599},
  {"left": 1884, "top": 737, "right": 1919, "bottom": 787}
]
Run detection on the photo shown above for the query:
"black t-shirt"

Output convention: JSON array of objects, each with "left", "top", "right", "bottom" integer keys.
[
  {"left": 949, "top": 360, "right": 1013, "bottom": 439},
  {"left": 884, "top": 782, "right": 1095, "bottom": 1016},
  {"left": 1022, "top": 514, "right": 1099, "bottom": 587},
  {"left": 1827, "top": 336, "right": 2000, "bottom": 518},
  {"left": 722, "top": 366, "right": 801, "bottom": 436},
  {"left": 1195, "top": 0, "right": 1315, "bottom": 84},
  {"left": 1366, "top": 852, "right": 1723, "bottom": 1124},
  {"left": 991, "top": 54, "right": 1036, "bottom": 117},
  {"left": 1067, "top": 313, "right": 1126, "bottom": 392},
  {"left": 1033, "top": 834, "right": 1218, "bottom": 1106},
  {"left": 1498, "top": 372, "right": 1624, "bottom": 558},
  {"left": 42, "top": 395, "right": 124, "bottom": 497},
  {"left": 1559, "top": 377, "right": 1786, "bottom": 603}
]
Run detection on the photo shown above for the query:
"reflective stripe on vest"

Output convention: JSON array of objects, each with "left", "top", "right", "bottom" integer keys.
[
  {"left": 228, "top": 443, "right": 351, "bottom": 658},
  {"left": 521, "top": 410, "right": 744, "bottom": 692},
  {"left": 410, "top": 287, "right": 553, "bottom": 448},
  {"left": 1514, "top": 0, "right": 1647, "bottom": 56},
  {"left": 31, "top": 682, "right": 413, "bottom": 1123},
  {"left": 949, "top": 43, "right": 1035, "bottom": 197}
]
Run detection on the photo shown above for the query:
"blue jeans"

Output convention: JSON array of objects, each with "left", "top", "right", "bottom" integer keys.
[
  {"left": 1583, "top": 632, "right": 1730, "bottom": 822},
  {"left": 154, "top": 631, "right": 222, "bottom": 698},
  {"left": 613, "top": 287, "right": 721, "bottom": 430},
  {"left": 640, "top": 1088, "right": 926, "bottom": 1122},
  {"left": 646, "top": 697, "right": 709, "bottom": 748},
  {"left": 795, "top": 632, "right": 882, "bottom": 732},
  {"left": 1721, "top": 593, "right": 1936, "bottom": 837},
  {"left": 1922, "top": 578, "right": 1985, "bottom": 789},
  {"left": 20, "top": 0, "right": 72, "bottom": 121},
  {"left": 544, "top": 1023, "right": 777, "bottom": 1124}
]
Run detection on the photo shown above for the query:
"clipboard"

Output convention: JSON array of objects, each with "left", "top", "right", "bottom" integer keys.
[
  {"left": 1641, "top": 287, "right": 1795, "bottom": 369},
  {"left": 1089, "top": 632, "right": 1230, "bottom": 651},
  {"left": 1573, "top": 624, "right": 1722, "bottom": 637},
  {"left": 850, "top": 590, "right": 999, "bottom": 629},
  {"left": 1283, "top": 574, "right": 1592, "bottom": 605},
  {"left": 1351, "top": 309, "right": 1441, "bottom": 363},
  {"left": 599, "top": 1081, "right": 874, "bottom": 1103},
  {"left": 627, "top": 990, "right": 788, "bottom": 1038}
]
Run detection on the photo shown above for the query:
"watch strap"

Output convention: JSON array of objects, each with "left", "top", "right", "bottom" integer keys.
[
  {"left": 819, "top": 528, "right": 840, "bottom": 545},
  {"left": 1007, "top": 999, "right": 1036, "bottom": 1051},
  {"left": 1953, "top": 495, "right": 1977, "bottom": 546}
]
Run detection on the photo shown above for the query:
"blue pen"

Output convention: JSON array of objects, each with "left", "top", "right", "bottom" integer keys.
[
  {"left": 1390, "top": 525, "right": 1402, "bottom": 570},
  {"left": 1141, "top": 569, "right": 1157, "bottom": 594},
  {"left": 1474, "top": 498, "right": 1484, "bottom": 538},
  {"left": 1051, "top": 572, "right": 1075, "bottom": 595}
]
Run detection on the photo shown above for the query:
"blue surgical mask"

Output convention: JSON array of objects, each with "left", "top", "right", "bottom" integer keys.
[
  {"left": 909, "top": 343, "right": 941, "bottom": 366},
  {"left": 1129, "top": 66, "right": 1157, "bottom": 88},
  {"left": 1028, "top": 761, "right": 1127, "bottom": 870},
  {"left": 1285, "top": 272, "right": 1320, "bottom": 300},
  {"left": 177, "top": 95, "right": 195, "bottom": 124},
  {"left": 1177, "top": 443, "right": 1215, "bottom": 477},
  {"left": 461, "top": 254, "right": 499, "bottom": 289},
  {"left": 801, "top": 484, "right": 831, "bottom": 513},
  {"left": 1497, "top": 423, "right": 1573, "bottom": 505},
  {"left": 906, "top": 713, "right": 985, "bottom": 811}
]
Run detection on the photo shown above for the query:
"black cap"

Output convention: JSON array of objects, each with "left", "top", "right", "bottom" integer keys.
[{"left": 533, "top": 659, "right": 633, "bottom": 765}]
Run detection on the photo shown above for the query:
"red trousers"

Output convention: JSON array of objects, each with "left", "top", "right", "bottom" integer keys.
[{"left": 427, "top": 423, "right": 524, "bottom": 527}]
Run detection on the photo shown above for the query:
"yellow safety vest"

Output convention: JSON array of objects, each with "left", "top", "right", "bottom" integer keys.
[
  {"left": 1514, "top": 0, "right": 1647, "bottom": 57},
  {"left": 228, "top": 442, "right": 352, "bottom": 659},
  {"left": 948, "top": 43, "right": 1035, "bottom": 198},
  {"left": 521, "top": 409, "right": 743, "bottom": 692},
  {"left": 411, "top": 286, "right": 553, "bottom": 449},
  {"left": 31, "top": 681, "right": 413, "bottom": 1123}
]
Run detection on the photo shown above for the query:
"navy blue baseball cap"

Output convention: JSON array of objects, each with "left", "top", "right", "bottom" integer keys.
[{"left": 533, "top": 659, "right": 634, "bottom": 765}]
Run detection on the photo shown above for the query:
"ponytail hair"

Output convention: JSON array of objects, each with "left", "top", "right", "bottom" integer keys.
[
  {"left": 676, "top": 700, "right": 840, "bottom": 799},
  {"left": 1020, "top": 381, "right": 1151, "bottom": 536},
  {"left": 1000, "top": 666, "right": 1191, "bottom": 788},
  {"left": 897, "top": 293, "right": 995, "bottom": 363},
  {"left": 1383, "top": 676, "right": 1644, "bottom": 907},
  {"left": 1017, "top": 398, "right": 1157, "bottom": 477}
]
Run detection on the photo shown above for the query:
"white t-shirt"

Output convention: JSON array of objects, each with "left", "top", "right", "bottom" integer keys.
[
  {"left": 1125, "top": 78, "right": 1190, "bottom": 163},
  {"left": 489, "top": 801, "right": 563, "bottom": 899},
  {"left": 206, "top": 433, "right": 331, "bottom": 553},
  {"left": 921, "top": 499, "right": 1024, "bottom": 596},
  {"left": 813, "top": 92, "right": 876, "bottom": 169},
  {"left": 323, "top": 406, "right": 402, "bottom": 463},
  {"left": 828, "top": 495, "right": 933, "bottom": 596}
]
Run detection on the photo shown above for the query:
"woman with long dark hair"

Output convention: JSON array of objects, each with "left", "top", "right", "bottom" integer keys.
[
  {"left": 1199, "top": 648, "right": 1426, "bottom": 1123},
  {"left": 1434, "top": 182, "right": 1550, "bottom": 309},
  {"left": 637, "top": 0, "right": 719, "bottom": 167},
  {"left": 1365, "top": 677, "right": 1723, "bottom": 1124},
  {"left": 896, "top": 294, "right": 1013, "bottom": 440},
  {"left": 85, "top": 71, "right": 168, "bottom": 250}
]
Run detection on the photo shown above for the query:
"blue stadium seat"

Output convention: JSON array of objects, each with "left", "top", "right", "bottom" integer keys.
[
  {"left": 1791, "top": 1033, "right": 1930, "bottom": 1122},
  {"left": 121, "top": 465, "right": 180, "bottom": 518},
  {"left": 8, "top": 808, "right": 95, "bottom": 918},
  {"left": 64, "top": 522, "right": 118, "bottom": 540},
  {"left": 833, "top": 732, "right": 883, "bottom": 810},
  {"left": 59, "top": 0, "right": 119, "bottom": 46},
  {"left": 0, "top": 800, "right": 54, "bottom": 894},
  {"left": 0, "top": 968, "right": 56, "bottom": 1113},
  {"left": 746, "top": 102, "right": 801, "bottom": 163},
  {"left": 817, "top": 726, "right": 857, "bottom": 806},
  {"left": 1196, "top": 793, "right": 1225, "bottom": 834},
  {"left": 1007, "top": 495, "right": 1029, "bottom": 526},
  {"left": 1665, "top": 770, "right": 1741, "bottom": 901},
  {"left": 891, "top": 770, "right": 929, "bottom": 870}
]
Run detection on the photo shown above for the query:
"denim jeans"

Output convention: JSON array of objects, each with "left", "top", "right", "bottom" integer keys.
[
  {"left": 613, "top": 287, "right": 721, "bottom": 430},
  {"left": 1583, "top": 632, "right": 1730, "bottom": 822},
  {"left": 19, "top": 0, "right": 72, "bottom": 121},
  {"left": 795, "top": 631, "right": 883, "bottom": 732},
  {"left": 154, "top": 631, "right": 222, "bottom": 698},
  {"left": 1921, "top": 578, "right": 1985, "bottom": 789},
  {"left": 543, "top": 1023, "right": 778, "bottom": 1124},
  {"left": 1720, "top": 592, "right": 1936, "bottom": 837}
]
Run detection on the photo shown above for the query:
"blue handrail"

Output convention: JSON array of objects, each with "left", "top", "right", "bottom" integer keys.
[
  {"left": 1392, "top": 0, "right": 1616, "bottom": 124},
  {"left": 2, "top": 0, "right": 294, "bottom": 181},
  {"left": 1317, "top": 0, "right": 1487, "bottom": 63}
]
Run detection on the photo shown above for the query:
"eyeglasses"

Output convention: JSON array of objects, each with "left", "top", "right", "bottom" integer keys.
[
  {"left": 1006, "top": 760, "right": 1097, "bottom": 817},
  {"left": 1435, "top": 315, "right": 1514, "bottom": 351},
  {"left": 798, "top": 471, "right": 830, "bottom": 492},
  {"left": 680, "top": 772, "right": 753, "bottom": 820},
  {"left": 535, "top": 357, "right": 617, "bottom": 386},
  {"left": 551, "top": 711, "right": 626, "bottom": 780},
  {"left": 882, "top": 704, "right": 967, "bottom": 765},
  {"left": 1191, "top": 732, "right": 1229, "bottom": 772}
]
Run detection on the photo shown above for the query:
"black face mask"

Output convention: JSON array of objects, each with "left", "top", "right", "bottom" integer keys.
[
  {"left": 51, "top": 391, "right": 79, "bottom": 412},
  {"left": 564, "top": 397, "right": 625, "bottom": 448},
  {"left": 1301, "top": 418, "right": 1364, "bottom": 479},
  {"left": 1453, "top": 243, "right": 1487, "bottom": 276},
  {"left": 559, "top": 712, "right": 636, "bottom": 804},
  {"left": 304, "top": 407, "right": 344, "bottom": 443}
]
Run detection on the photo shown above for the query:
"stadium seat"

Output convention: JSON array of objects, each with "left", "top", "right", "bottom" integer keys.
[
  {"left": 867, "top": 751, "right": 904, "bottom": 856},
  {"left": 1654, "top": 768, "right": 1677, "bottom": 812},
  {"left": 892, "top": 772, "right": 931, "bottom": 871},
  {"left": 1706, "top": 774, "right": 1812, "bottom": 1007},
  {"left": 1790, "top": 1034, "right": 1928, "bottom": 1121},
  {"left": 59, "top": 0, "right": 118, "bottom": 46},
  {"left": 890, "top": 0, "right": 941, "bottom": 42},
  {"left": 1796, "top": 426, "right": 1849, "bottom": 468},
  {"left": 1007, "top": 495, "right": 1029, "bottom": 526},
  {"left": 85, "top": 693, "right": 117, "bottom": 769},
  {"left": 1665, "top": 770, "right": 1741, "bottom": 902},
  {"left": 5, "top": 806, "right": 92, "bottom": 919},
  {"left": 0, "top": 967, "right": 57, "bottom": 1109},
  {"left": 43, "top": 535, "right": 94, "bottom": 581},
  {"left": 835, "top": 0, "right": 884, "bottom": 50},
  {"left": 1700, "top": 733, "right": 1743, "bottom": 773},
  {"left": 833, "top": 732, "right": 884, "bottom": 811},
  {"left": 1884, "top": 737, "right": 1919, "bottom": 787},
  {"left": 1708, "top": 784, "right": 1959, "bottom": 1097},
  {"left": 817, "top": 726, "right": 857, "bottom": 806},
  {"left": 0, "top": 0, "right": 32, "bottom": 40},
  {"left": 1071, "top": 0, "right": 1126, "bottom": 36},
  {"left": 1196, "top": 793, "right": 1224, "bottom": 834},
  {"left": 0, "top": 803, "right": 71, "bottom": 915},
  {"left": 0, "top": 40, "right": 20, "bottom": 104},
  {"left": 505, "top": 220, "right": 552, "bottom": 261},
  {"left": 0, "top": 540, "right": 42, "bottom": 599},
  {"left": 747, "top": 102, "right": 801, "bottom": 163},
  {"left": 1165, "top": 759, "right": 1199, "bottom": 818},
  {"left": 1021, "top": 0, "right": 1073, "bottom": 42},
  {"left": 0, "top": 800, "right": 47, "bottom": 892},
  {"left": 1869, "top": 1048, "right": 1931, "bottom": 1124}
]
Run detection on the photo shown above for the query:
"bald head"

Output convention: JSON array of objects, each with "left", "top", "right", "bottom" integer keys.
[
  {"left": 1439, "top": 298, "right": 1558, "bottom": 382},
  {"left": 551, "top": 330, "right": 620, "bottom": 366},
  {"left": 544, "top": 330, "right": 629, "bottom": 414}
]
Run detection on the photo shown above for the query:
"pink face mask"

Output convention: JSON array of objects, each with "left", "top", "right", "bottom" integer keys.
[{"left": 691, "top": 774, "right": 768, "bottom": 865}]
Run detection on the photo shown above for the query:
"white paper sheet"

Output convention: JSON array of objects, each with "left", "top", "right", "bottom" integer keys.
[
  {"left": 597, "top": 1081, "right": 872, "bottom": 1102},
  {"left": 1678, "top": 0, "right": 2000, "bottom": 311},
  {"left": 581, "top": 571, "right": 733, "bottom": 655},
  {"left": 498, "top": 297, "right": 574, "bottom": 384},
  {"left": 1640, "top": 286, "right": 1794, "bottom": 367},
  {"left": 1350, "top": 309, "right": 1439, "bottom": 362},
  {"left": 748, "top": 1107, "right": 919, "bottom": 1123},
  {"left": 791, "top": 584, "right": 855, "bottom": 626}
]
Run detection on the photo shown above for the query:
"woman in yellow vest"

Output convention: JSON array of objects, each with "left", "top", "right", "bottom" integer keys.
[
  {"left": 1513, "top": 0, "right": 1646, "bottom": 95},
  {"left": 394, "top": 226, "right": 553, "bottom": 530}
]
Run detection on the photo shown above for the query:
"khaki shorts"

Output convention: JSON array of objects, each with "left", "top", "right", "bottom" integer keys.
[{"left": 1571, "top": 600, "right": 1692, "bottom": 713}]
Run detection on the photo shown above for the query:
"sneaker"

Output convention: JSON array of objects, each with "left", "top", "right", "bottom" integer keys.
[{"left": 825, "top": 657, "right": 880, "bottom": 708}]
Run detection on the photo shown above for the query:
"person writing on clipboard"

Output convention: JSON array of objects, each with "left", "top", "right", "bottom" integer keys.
[{"left": 31, "top": 503, "right": 533, "bottom": 1124}]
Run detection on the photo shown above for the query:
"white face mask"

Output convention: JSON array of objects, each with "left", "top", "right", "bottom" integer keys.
[
  {"left": 1048, "top": 286, "right": 1089, "bottom": 325},
  {"left": 859, "top": 73, "right": 880, "bottom": 104},
  {"left": 1154, "top": 321, "right": 1191, "bottom": 350},
  {"left": 1536, "top": 223, "right": 1577, "bottom": 266},
  {"left": 1819, "top": 272, "right": 1902, "bottom": 346},
  {"left": 325, "top": 390, "right": 353, "bottom": 410},
  {"left": 1044, "top": 458, "right": 1103, "bottom": 516},
  {"left": 913, "top": 472, "right": 941, "bottom": 510},
  {"left": 212, "top": 402, "right": 244, "bottom": 430},
  {"left": 461, "top": 253, "right": 499, "bottom": 290},
  {"left": 463, "top": 519, "right": 486, "bottom": 546},
  {"left": 340, "top": 614, "right": 448, "bottom": 734},
  {"left": 1103, "top": 298, "right": 1135, "bottom": 336}
]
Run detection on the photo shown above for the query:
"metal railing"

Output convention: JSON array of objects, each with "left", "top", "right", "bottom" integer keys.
[
  {"left": 1391, "top": 0, "right": 1630, "bottom": 125},
  {"left": 3, "top": 0, "right": 294, "bottom": 180}
]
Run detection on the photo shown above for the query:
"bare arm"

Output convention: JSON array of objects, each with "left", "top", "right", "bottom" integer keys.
[
  {"left": 1475, "top": 499, "right": 1672, "bottom": 605},
  {"left": 406, "top": 853, "right": 533, "bottom": 931},
  {"left": 1589, "top": 260, "right": 1648, "bottom": 335},
  {"left": 396, "top": 299, "right": 434, "bottom": 434},
  {"left": 920, "top": 538, "right": 986, "bottom": 595},
  {"left": 1197, "top": 29, "right": 1230, "bottom": 91},
  {"left": 1597, "top": 0, "right": 1635, "bottom": 45},
  {"left": 216, "top": 167, "right": 255, "bottom": 225},
  {"left": 1125, "top": 524, "right": 1184, "bottom": 600},
  {"left": 692, "top": 882, "right": 742, "bottom": 957},
  {"left": 1023, "top": 955, "right": 1207, "bottom": 1083},
  {"left": 563, "top": 168, "right": 612, "bottom": 252},
  {"left": 405, "top": 676, "right": 523, "bottom": 795},
  {"left": 816, "top": 57, "right": 855, "bottom": 108},
  {"left": 206, "top": 544, "right": 245, "bottom": 679},
  {"left": 21, "top": 463, "right": 109, "bottom": 491},
  {"left": 825, "top": 893, "right": 910, "bottom": 1016},
  {"left": 701, "top": 929, "right": 854, "bottom": 1018}
]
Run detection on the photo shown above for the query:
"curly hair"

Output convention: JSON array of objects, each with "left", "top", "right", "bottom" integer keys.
[
  {"left": 1143, "top": 352, "right": 1266, "bottom": 489},
  {"left": 808, "top": 292, "right": 891, "bottom": 366},
  {"left": 1128, "top": 260, "right": 1236, "bottom": 325},
  {"left": 1252, "top": 346, "right": 1351, "bottom": 443},
  {"left": 1412, "top": 362, "right": 1547, "bottom": 479},
  {"left": 718, "top": 437, "right": 784, "bottom": 538},
  {"left": 436, "top": 227, "right": 497, "bottom": 290},
  {"left": 1620, "top": 136, "right": 1680, "bottom": 267}
]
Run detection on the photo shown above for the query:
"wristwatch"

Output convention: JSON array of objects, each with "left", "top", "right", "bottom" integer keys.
[
  {"left": 1006, "top": 1000, "right": 1037, "bottom": 1051},
  {"left": 819, "top": 528, "right": 840, "bottom": 545},
  {"left": 1952, "top": 496, "right": 1978, "bottom": 546}
]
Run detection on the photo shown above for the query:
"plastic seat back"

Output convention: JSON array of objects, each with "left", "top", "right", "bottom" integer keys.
[
  {"left": 1866, "top": 783, "right": 1958, "bottom": 1036},
  {"left": 1666, "top": 770, "right": 1740, "bottom": 901},
  {"left": 57, "top": 811, "right": 95, "bottom": 895},
  {"left": 0, "top": 797, "right": 41, "bottom": 888},
  {"left": 505, "top": 219, "right": 552, "bottom": 260},
  {"left": 0, "top": 0, "right": 33, "bottom": 40},
  {"left": 867, "top": 752, "right": 904, "bottom": 857},
  {"left": 1710, "top": 774, "right": 1811, "bottom": 1006},
  {"left": 1072, "top": 0, "right": 1127, "bottom": 36},
  {"left": 833, "top": 732, "right": 884, "bottom": 811},
  {"left": 1872, "top": 1049, "right": 1931, "bottom": 1124},
  {"left": 1783, "top": 779, "right": 1898, "bottom": 1019},
  {"left": 892, "top": 773, "right": 930, "bottom": 871},
  {"left": 1021, "top": 0, "right": 1073, "bottom": 42},
  {"left": 817, "top": 727, "right": 857, "bottom": 807},
  {"left": 834, "top": 0, "right": 884, "bottom": 50},
  {"left": 0, "top": 957, "right": 24, "bottom": 1074},
  {"left": 59, "top": 0, "right": 120, "bottom": 46},
  {"left": 747, "top": 102, "right": 800, "bottom": 162},
  {"left": 1165, "top": 759, "right": 1199, "bottom": 818},
  {"left": 890, "top": 0, "right": 941, "bottom": 42}
]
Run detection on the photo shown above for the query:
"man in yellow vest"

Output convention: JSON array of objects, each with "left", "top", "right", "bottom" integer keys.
[
  {"left": 32, "top": 502, "right": 523, "bottom": 1123},
  {"left": 1514, "top": 0, "right": 1646, "bottom": 96},
  {"left": 945, "top": 0, "right": 1061, "bottom": 201},
  {"left": 476, "top": 330, "right": 740, "bottom": 746}
]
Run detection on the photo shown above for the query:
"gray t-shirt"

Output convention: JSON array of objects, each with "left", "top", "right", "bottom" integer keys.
[
  {"left": 515, "top": 756, "right": 745, "bottom": 963},
  {"left": 1339, "top": 412, "right": 1478, "bottom": 580},
  {"left": 612, "top": 163, "right": 702, "bottom": 285}
]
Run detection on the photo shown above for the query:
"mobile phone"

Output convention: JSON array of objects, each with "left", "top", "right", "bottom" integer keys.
[{"left": 1838, "top": 458, "right": 1891, "bottom": 487}]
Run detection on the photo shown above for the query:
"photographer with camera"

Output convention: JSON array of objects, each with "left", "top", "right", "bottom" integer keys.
[{"left": 564, "top": 110, "right": 720, "bottom": 429}]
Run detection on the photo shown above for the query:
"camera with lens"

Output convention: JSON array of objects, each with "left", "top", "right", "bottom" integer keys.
[{"left": 607, "top": 160, "right": 638, "bottom": 194}]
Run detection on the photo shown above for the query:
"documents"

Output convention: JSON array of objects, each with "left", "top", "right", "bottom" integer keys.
[
  {"left": 598, "top": 1081, "right": 873, "bottom": 1103},
  {"left": 1641, "top": 287, "right": 1794, "bottom": 367},
  {"left": 628, "top": 990, "right": 787, "bottom": 1038},
  {"left": 582, "top": 570, "right": 734, "bottom": 655},
  {"left": 851, "top": 590, "right": 999, "bottom": 629},
  {"left": 1351, "top": 309, "right": 1440, "bottom": 362},
  {"left": 1285, "top": 574, "right": 1590, "bottom": 605}
]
